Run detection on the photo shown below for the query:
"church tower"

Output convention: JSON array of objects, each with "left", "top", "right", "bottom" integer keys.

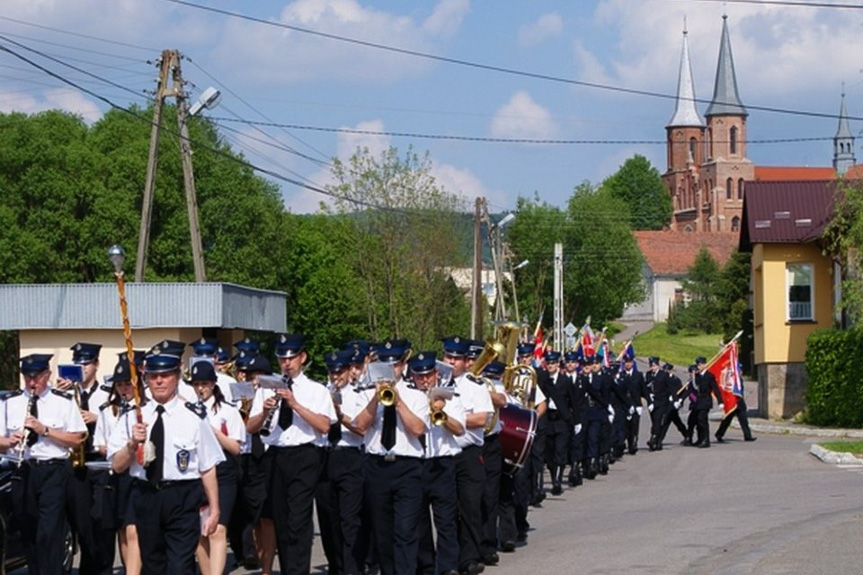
[
  {"left": 834, "top": 90, "right": 856, "bottom": 175},
  {"left": 700, "top": 15, "right": 753, "bottom": 233},
  {"left": 663, "top": 25, "right": 705, "bottom": 232}
]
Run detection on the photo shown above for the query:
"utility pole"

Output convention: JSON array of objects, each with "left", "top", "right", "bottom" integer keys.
[
  {"left": 471, "top": 197, "right": 485, "bottom": 339},
  {"left": 135, "top": 49, "right": 207, "bottom": 282},
  {"left": 553, "top": 242, "right": 563, "bottom": 351}
]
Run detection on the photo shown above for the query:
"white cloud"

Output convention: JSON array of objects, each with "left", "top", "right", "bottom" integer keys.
[
  {"left": 431, "top": 163, "right": 507, "bottom": 209},
  {"left": 518, "top": 13, "right": 563, "bottom": 47},
  {"left": 490, "top": 91, "right": 558, "bottom": 140},
  {"left": 423, "top": 0, "right": 471, "bottom": 38},
  {"left": 0, "top": 88, "right": 102, "bottom": 122}
]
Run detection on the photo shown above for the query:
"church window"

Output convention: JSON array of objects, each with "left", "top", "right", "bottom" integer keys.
[
  {"left": 730, "top": 126, "right": 738, "bottom": 155},
  {"left": 731, "top": 216, "right": 740, "bottom": 232},
  {"left": 689, "top": 137, "right": 696, "bottom": 161},
  {"left": 738, "top": 178, "right": 745, "bottom": 200},
  {"left": 726, "top": 178, "right": 733, "bottom": 200}
]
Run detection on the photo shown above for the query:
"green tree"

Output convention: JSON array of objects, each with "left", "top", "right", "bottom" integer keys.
[
  {"left": 678, "top": 247, "right": 722, "bottom": 333},
  {"left": 824, "top": 178, "right": 863, "bottom": 327},
  {"left": 600, "top": 154, "right": 672, "bottom": 230},
  {"left": 328, "top": 146, "right": 470, "bottom": 349}
]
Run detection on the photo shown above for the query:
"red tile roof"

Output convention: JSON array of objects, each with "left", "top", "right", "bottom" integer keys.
[
  {"left": 739, "top": 180, "right": 836, "bottom": 250},
  {"left": 633, "top": 231, "right": 739, "bottom": 276},
  {"left": 753, "top": 166, "right": 837, "bottom": 181},
  {"left": 845, "top": 164, "right": 863, "bottom": 180}
]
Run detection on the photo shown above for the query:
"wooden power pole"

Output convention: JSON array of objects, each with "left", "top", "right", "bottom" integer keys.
[
  {"left": 135, "top": 49, "right": 206, "bottom": 282},
  {"left": 471, "top": 197, "right": 486, "bottom": 339}
]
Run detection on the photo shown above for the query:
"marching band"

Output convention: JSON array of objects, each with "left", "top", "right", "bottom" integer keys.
[{"left": 0, "top": 328, "right": 724, "bottom": 575}]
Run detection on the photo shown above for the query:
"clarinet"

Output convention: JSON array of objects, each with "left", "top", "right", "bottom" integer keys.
[
  {"left": 259, "top": 375, "right": 291, "bottom": 437},
  {"left": 17, "top": 393, "right": 38, "bottom": 467}
]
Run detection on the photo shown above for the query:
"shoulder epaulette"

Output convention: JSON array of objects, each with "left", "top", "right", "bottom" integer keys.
[
  {"left": 51, "top": 389, "right": 73, "bottom": 400},
  {"left": 120, "top": 402, "right": 136, "bottom": 415},
  {"left": 99, "top": 400, "right": 112, "bottom": 412},
  {"left": 406, "top": 383, "right": 420, "bottom": 391},
  {"left": 4, "top": 389, "right": 24, "bottom": 399},
  {"left": 100, "top": 384, "right": 113, "bottom": 393},
  {"left": 185, "top": 401, "right": 207, "bottom": 419}
]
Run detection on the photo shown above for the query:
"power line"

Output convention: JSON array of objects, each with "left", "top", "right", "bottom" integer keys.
[
  {"left": 159, "top": 0, "right": 863, "bottom": 123},
  {"left": 0, "top": 16, "right": 158, "bottom": 53},
  {"left": 685, "top": 0, "right": 863, "bottom": 8}
]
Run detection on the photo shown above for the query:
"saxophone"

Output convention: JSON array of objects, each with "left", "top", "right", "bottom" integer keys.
[{"left": 70, "top": 384, "right": 88, "bottom": 469}]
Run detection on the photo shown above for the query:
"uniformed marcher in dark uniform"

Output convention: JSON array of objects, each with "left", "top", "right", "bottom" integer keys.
[
  {"left": 682, "top": 365, "right": 699, "bottom": 446},
  {"left": 316, "top": 349, "right": 368, "bottom": 575},
  {"left": 562, "top": 351, "right": 586, "bottom": 486},
  {"left": 659, "top": 363, "right": 689, "bottom": 444},
  {"left": 645, "top": 357, "right": 671, "bottom": 451},
  {"left": 608, "top": 360, "right": 633, "bottom": 461},
  {"left": 579, "top": 356, "right": 610, "bottom": 479},
  {"left": 353, "top": 339, "right": 429, "bottom": 575},
  {"left": 58, "top": 342, "right": 115, "bottom": 575},
  {"left": 247, "top": 334, "right": 337, "bottom": 575},
  {"left": 413, "top": 352, "right": 466, "bottom": 575},
  {"left": 540, "top": 351, "right": 573, "bottom": 495},
  {"left": 1, "top": 354, "right": 87, "bottom": 575},
  {"left": 692, "top": 356, "right": 723, "bottom": 448},
  {"left": 595, "top": 357, "right": 616, "bottom": 474},
  {"left": 444, "top": 336, "right": 493, "bottom": 575},
  {"left": 618, "top": 355, "right": 647, "bottom": 455}
]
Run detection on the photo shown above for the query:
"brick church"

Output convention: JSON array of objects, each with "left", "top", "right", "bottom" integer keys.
[{"left": 661, "top": 15, "right": 858, "bottom": 233}]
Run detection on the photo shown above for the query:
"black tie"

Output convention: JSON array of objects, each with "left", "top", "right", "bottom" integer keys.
[
  {"left": 79, "top": 388, "right": 90, "bottom": 411},
  {"left": 328, "top": 421, "right": 342, "bottom": 446},
  {"left": 146, "top": 405, "right": 165, "bottom": 485},
  {"left": 26, "top": 395, "right": 39, "bottom": 447},
  {"left": 381, "top": 405, "right": 397, "bottom": 451},
  {"left": 277, "top": 378, "right": 294, "bottom": 429},
  {"left": 418, "top": 433, "right": 427, "bottom": 452}
]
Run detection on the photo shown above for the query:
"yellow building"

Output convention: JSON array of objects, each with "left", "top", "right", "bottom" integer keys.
[{"left": 740, "top": 181, "right": 838, "bottom": 419}]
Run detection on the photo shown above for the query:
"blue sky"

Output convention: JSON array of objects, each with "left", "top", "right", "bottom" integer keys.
[{"left": 1, "top": 0, "right": 860, "bottom": 214}]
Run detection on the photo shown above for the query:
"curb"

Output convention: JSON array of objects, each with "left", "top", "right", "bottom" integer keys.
[{"left": 808, "top": 443, "right": 863, "bottom": 465}]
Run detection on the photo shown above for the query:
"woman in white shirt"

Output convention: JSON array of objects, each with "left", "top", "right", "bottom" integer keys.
[{"left": 190, "top": 362, "right": 245, "bottom": 575}]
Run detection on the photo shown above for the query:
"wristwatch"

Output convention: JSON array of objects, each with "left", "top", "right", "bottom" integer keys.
[{"left": 42, "top": 427, "right": 50, "bottom": 437}]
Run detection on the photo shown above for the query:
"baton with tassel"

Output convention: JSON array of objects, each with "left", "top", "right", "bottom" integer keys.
[{"left": 108, "top": 245, "right": 145, "bottom": 465}]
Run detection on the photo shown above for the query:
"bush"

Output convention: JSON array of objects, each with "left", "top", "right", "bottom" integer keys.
[{"left": 805, "top": 329, "right": 863, "bottom": 427}]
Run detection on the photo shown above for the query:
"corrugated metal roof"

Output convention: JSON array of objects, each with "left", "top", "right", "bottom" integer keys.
[
  {"left": 739, "top": 180, "right": 836, "bottom": 250},
  {"left": 0, "top": 282, "right": 286, "bottom": 331}
]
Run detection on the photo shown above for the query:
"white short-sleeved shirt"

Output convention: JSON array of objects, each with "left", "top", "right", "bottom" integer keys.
[
  {"left": 453, "top": 374, "right": 494, "bottom": 448},
  {"left": 94, "top": 402, "right": 129, "bottom": 452},
  {"left": 487, "top": 379, "right": 508, "bottom": 435},
  {"left": 330, "top": 382, "right": 365, "bottom": 449},
  {"left": 362, "top": 380, "right": 429, "bottom": 458},
  {"left": 1, "top": 388, "right": 87, "bottom": 461},
  {"left": 249, "top": 372, "right": 336, "bottom": 448},
  {"left": 202, "top": 396, "right": 245, "bottom": 450},
  {"left": 424, "top": 391, "right": 465, "bottom": 458},
  {"left": 107, "top": 395, "right": 225, "bottom": 480}
]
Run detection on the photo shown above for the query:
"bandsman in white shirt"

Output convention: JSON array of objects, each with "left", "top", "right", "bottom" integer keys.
[
  {"left": 246, "top": 333, "right": 336, "bottom": 575},
  {"left": 108, "top": 347, "right": 225, "bottom": 575},
  {"left": 443, "top": 336, "right": 493, "bottom": 575},
  {"left": 413, "top": 352, "right": 466, "bottom": 575},
  {"left": 316, "top": 349, "right": 368, "bottom": 575},
  {"left": 353, "top": 339, "right": 429, "bottom": 575},
  {"left": 1, "top": 353, "right": 87, "bottom": 575}
]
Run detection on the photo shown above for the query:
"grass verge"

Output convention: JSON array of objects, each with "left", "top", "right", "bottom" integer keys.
[{"left": 630, "top": 323, "right": 726, "bottom": 369}]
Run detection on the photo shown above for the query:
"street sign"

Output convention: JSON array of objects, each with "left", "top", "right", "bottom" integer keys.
[{"left": 564, "top": 322, "right": 577, "bottom": 337}]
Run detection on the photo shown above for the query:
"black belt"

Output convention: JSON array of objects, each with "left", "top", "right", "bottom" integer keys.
[
  {"left": 137, "top": 479, "right": 198, "bottom": 491},
  {"left": 548, "top": 410, "right": 561, "bottom": 421},
  {"left": 270, "top": 443, "right": 316, "bottom": 452},
  {"left": 370, "top": 453, "right": 419, "bottom": 463},
  {"left": 24, "top": 458, "right": 67, "bottom": 467},
  {"left": 330, "top": 445, "right": 363, "bottom": 452}
]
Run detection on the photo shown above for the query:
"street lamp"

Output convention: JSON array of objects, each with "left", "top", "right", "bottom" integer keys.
[
  {"left": 513, "top": 259, "right": 530, "bottom": 271},
  {"left": 108, "top": 244, "right": 125, "bottom": 274},
  {"left": 189, "top": 86, "right": 222, "bottom": 117}
]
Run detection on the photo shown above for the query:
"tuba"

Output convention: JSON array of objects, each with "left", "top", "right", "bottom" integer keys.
[
  {"left": 504, "top": 363, "right": 538, "bottom": 409},
  {"left": 467, "top": 339, "right": 504, "bottom": 435}
]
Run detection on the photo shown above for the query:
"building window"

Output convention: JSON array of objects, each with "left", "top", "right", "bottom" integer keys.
[
  {"left": 738, "top": 178, "right": 745, "bottom": 200},
  {"left": 730, "top": 126, "right": 738, "bottom": 155},
  {"left": 726, "top": 177, "right": 733, "bottom": 200},
  {"left": 787, "top": 263, "right": 814, "bottom": 321},
  {"left": 689, "top": 137, "right": 696, "bottom": 162},
  {"left": 731, "top": 216, "right": 740, "bottom": 231}
]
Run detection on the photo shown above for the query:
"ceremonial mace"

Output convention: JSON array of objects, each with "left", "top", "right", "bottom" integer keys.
[{"left": 108, "top": 245, "right": 145, "bottom": 465}]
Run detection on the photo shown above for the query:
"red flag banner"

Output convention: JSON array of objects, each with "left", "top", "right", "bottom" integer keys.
[{"left": 706, "top": 342, "right": 740, "bottom": 416}]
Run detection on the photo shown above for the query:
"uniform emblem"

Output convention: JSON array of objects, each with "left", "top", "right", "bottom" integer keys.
[
  {"left": 192, "top": 365, "right": 199, "bottom": 376},
  {"left": 75, "top": 343, "right": 82, "bottom": 351},
  {"left": 385, "top": 342, "right": 392, "bottom": 349},
  {"left": 280, "top": 334, "right": 287, "bottom": 344},
  {"left": 199, "top": 337, "right": 206, "bottom": 345},
  {"left": 177, "top": 449, "right": 190, "bottom": 472},
  {"left": 417, "top": 353, "right": 425, "bottom": 361}
]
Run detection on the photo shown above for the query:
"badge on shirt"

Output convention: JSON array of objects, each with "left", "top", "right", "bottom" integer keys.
[{"left": 177, "top": 449, "right": 190, "bottom": 473}]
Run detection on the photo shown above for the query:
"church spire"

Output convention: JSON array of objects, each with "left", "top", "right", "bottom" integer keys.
[
  {"left": 705, "top": 15, "right": 746, "bottom": 117},
  {"left": 667, "top": 23, "right": 705, "bottom": 128},
  {"left": 834, "top": 87, "right": 856, "bottom": 175}
]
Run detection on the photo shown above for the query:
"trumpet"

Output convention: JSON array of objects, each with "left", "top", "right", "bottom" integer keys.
[
  {"left": 378, "top": 381, "right": 397, "bottom": 407},
  {"left": 17, "top": 393, "right": 38, "bottom": 467},
  {"left": 428, "top": 387, "right": 453, "bottom": 427},
  {"left": 430, "top": 403, "right": 448, "bottom": 426}
]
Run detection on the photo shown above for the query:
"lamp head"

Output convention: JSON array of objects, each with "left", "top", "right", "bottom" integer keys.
[
  {"left": 108, "top": 245, "right": 125, "bottom": 273},
  {"left": 497, "top": 213, "right": 516, "bottom": 229},
  {"left": 189, "top": 86, "right": 222, "bottom": 117}
]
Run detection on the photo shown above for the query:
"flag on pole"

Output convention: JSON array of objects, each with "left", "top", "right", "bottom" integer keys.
[
  {"left": 581, "top": 320, "right": 595, "bottom": 357},
  {"left": 706, "top": 341, "right": 741, "bottom": 416}
]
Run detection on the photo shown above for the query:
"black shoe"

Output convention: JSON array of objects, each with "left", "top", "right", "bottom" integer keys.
[
  {"left": 551, "top": 484, "right": 563, "bottom": 496},
  {"left": 628, "top": 448, "right": 638, "bottom": 455},
  {"left": 681, "top": 438, "right": 692, "bottom": 446},
  {"left": 501, "top": 541, "right": 516, "bottom": 552},
  {"left": 460, "top": 561, "right": 484, "bottom": 575},
  {"left": 243, "top": 556, "right": 260, "bottom": 570},
  {"left": 516, "top": 531, "right": 528, "bottom": 542},
  {"left": 482, "top": 553, "right": 500, "bottom": 566},
  {"left": 715, "top": 434, "right": 726, "bottom": 444},
  {"left": 744, "top": 437, "right": 757, "bottom": 442},
  {"left": 698, "top": 442, "right": 711, "bottom": 448}
]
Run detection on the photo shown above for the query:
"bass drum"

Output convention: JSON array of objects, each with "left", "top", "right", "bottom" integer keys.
[{"left": 498, "top": 404, "right": 537, "bottom": 475}]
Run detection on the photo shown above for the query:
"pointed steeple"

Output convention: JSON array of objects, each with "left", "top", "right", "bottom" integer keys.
[
  {"left": 705, "top": 15, "right": 746, "bottom": 117},
  {"left": 834, "top": 87, "right": 856, "bottom": 175},
  {"left": 667, "top": 24, "right": 705, "bottom": 128}
]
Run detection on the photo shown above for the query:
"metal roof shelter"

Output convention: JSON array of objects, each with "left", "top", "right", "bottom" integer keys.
[
  {"left": 739, "top": 180, "right": 837, "bottom": 250},
  {"left": 0, "top": 282, "right": 287, "bottom": 332}
]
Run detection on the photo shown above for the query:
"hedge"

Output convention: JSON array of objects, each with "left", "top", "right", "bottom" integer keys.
[{"left": 806, "top": 328, "right": 863, "bottom": 427}]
